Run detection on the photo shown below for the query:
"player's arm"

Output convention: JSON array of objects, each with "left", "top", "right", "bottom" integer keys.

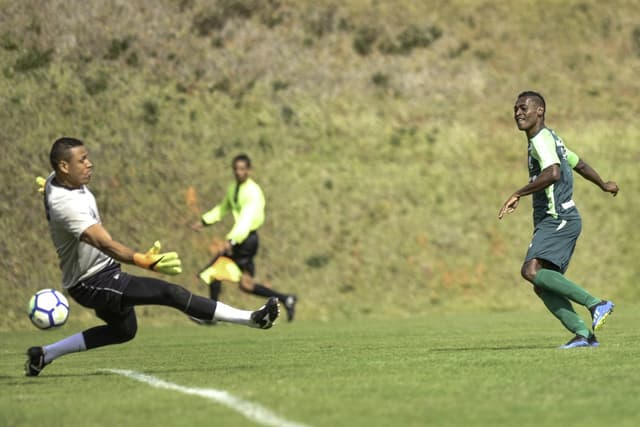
[
  {"left": 81, "top": 224, "right": 182, "bottom": 274},
  {"left": 573, "top": 159, "right": 619, "bottom": 196},
  {"left": 190, "top": 192, "right": 231, "bottom": 231},
  {"left": 499, "top": 131, "right": 561, "bottom": 219},
  {"left": 513, "top": 164, "right": 561, "bottom": 198},
  {"left": 498, "top": 164, "right": 560, "bottom": 219},
  {"left": 80, "top": 223, "right": 137, "bottom": 262}
]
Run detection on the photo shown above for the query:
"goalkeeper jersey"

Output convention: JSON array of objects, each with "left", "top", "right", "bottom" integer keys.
[
  {"left": 44, "top": 173, "right": 113, "bottom": 289},
  {"left": 201, "top": 178, "right": 265, "bottom": 244},
  {"left": 528, "top": 127, "right": 581, "bottom": 226}
]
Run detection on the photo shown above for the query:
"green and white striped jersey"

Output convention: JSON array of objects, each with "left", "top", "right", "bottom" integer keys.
[{"left": 527, "top": 127, "right": 581, "bottom": 226}]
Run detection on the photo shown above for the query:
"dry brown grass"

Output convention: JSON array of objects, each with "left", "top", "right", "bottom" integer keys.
[{"left": 0, "top": 0, "right": 638, "bottom": 329}]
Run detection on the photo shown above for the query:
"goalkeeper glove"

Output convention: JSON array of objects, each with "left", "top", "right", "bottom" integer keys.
[
  {"left": 36, "top": 176, "right": 46, "bottom": 193},
  {"left": 133, "top": 241, "right": 182, "bottom": 275}
]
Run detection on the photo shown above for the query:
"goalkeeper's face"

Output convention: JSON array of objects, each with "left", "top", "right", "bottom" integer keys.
[
  {"left": 62, "top": 145, "right": 93, "bottom": 187},
  {"left": 233, "top": 159, "right": 250, "bottom": 183}
]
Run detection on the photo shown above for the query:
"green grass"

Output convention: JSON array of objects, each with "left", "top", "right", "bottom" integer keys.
[
  {"left": 1, "top": 3, "right": 637, "bottom": 423},
  {"left": 2, "top": 308, "right": 638, "bottom": 427}
]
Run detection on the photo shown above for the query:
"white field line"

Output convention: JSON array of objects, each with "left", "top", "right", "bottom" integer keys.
[{"left": 105, "top": 369, "right": 311, "bottom": 427}]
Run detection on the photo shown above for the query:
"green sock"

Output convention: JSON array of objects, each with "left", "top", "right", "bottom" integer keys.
[
  {"left": 533, "top": 269, "right": 600, "bottom": 309},
  {"left": 534, "top": 287, "right": 591, "bottom": 338}
]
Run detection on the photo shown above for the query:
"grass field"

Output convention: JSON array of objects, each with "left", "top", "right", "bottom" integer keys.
[
  {"left": 2, "top": 0, "right": 639, "bottom": 327},
  {"left": 2, "top": 306, "right": 638, "bottom": 427},
  {"left": 1, "top": 2, "right": 638, "bottom": 425}
]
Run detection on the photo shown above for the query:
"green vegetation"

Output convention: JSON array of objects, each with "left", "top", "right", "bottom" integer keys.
[
  {"left": 2, "top": 310, "right": 639, "bottom": 426},
  {"left": 1, "top": 0, "right": 639, "bottom": 330}
]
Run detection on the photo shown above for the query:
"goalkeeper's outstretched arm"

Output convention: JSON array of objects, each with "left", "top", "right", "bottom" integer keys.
[{"left": 80, "top": 223, "right": 182, "bottom": 275}]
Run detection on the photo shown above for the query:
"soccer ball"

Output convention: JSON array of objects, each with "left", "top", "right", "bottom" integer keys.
[{"left": 28, "top": 289, "right": 70, "bottom": 330}]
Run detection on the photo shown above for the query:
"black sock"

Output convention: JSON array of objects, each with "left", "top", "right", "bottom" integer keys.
[
  {"left": 209, "top": 280, "right": 221, "bottom": 301},
  {"left": 252, "top": 284, "right": 288, "bottom": 303}
]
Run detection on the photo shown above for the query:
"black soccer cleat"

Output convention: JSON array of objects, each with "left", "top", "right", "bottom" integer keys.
[
  {"left": 250, "top": 297, "right": 280, "bottom": 329},
  {"left": 284, "top": 295, "right": 297, "bottom": 322},
  {"left": 25, "top": 346, "right": 48, "bottom": 377}
]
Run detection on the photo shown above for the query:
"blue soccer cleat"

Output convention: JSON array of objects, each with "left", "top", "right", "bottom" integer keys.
[
  {"left": 588, "top": 334, "right": 599, "bottom": 347},
  {"left": 559, "top": 335, "right": 592, "bottom": 349},
  {"left": 591, "top": 300, "right": 614, "bottom": 332}
]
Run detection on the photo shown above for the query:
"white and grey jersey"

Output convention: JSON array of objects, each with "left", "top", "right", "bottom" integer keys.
[{"left": 44, "top": 173, "right": 113, "bottom": 289}]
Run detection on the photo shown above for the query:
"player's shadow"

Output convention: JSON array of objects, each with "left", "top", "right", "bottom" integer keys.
[
  {"left": 1, "top": 370, "right": 107, "bottom": 387},
  {"left": 430, "top": 344, "right": 545, "bottom": 351},
  {"left": 3, "top": 367, "right": 227, "bottom": 384}
]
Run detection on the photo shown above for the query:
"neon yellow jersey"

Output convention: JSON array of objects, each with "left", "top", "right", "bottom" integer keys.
[{"left": 201, "top": 178, "right": 265, "bottom": 244}]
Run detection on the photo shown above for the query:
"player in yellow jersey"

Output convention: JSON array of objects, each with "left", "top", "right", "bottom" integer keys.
[{"left": 191, "top": 154, "right": 297, "bottom": 322}]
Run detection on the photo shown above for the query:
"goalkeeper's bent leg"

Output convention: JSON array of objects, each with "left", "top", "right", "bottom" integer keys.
[
  {"left": 122, "top": 275, "right": 217, "bottom": 321},
  {"left": 42, "top": 307, "right": 138, "bottom": 363},
  {"left": 121, "top": 275, "right": 255, "bottom": 325}
]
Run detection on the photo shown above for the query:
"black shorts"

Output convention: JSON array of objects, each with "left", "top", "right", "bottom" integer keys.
[
  {"left": 231, "top": 231, "right": 259, "bottom": 276},
  {"left": 67, "top": 262, "right": 132, "bottom": 314}
]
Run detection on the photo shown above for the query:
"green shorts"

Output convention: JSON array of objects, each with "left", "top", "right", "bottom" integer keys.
[{"left": 524, "top": 216, "right": 582, "bottom": 273}]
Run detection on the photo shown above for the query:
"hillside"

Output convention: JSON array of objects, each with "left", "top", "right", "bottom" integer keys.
[{"left": 1, "top": 0, "right": 639, "bottom": 330}]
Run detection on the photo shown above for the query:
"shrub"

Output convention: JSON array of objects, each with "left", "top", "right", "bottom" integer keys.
[
  {"left": 210, "top": 77, "right": 231, "bottom": 93},
  {"left": 632, "top": 26, "right": 640, "bottom": 57},
  {"left": 193, "top": 11, "right": 226, "bottom": 36},
  {"left": 281, "top": 105, "right": 295, "bottom": 124},
  {"left": 305, "top": 6, "right": 338, "bottom": 38},
  {"left": 142, "top": 101, "right": 159, "bottom": 125},
  {"left": 371, "top": 72, "right": 389, "bottom": 88},
  {"left": 272, "top": 79, "right": 289, "bottom": 92},
  {"left": 448, "top": 41, "right": 470, "bottom": 58},
  {"left": 125, "top": 52, "right": 139, "bottom": 67},
  {"left": 260, "top": 1, "right": 286, "bottom": 28},
  {"left": 353, "top": 26, "right": 379, "bottom": 56},
  {"left": 306, "top": 254, "right": 330, "bottom": 268},
  {"left": 83, "top": 71, "right": 109, "bottom": 96},
  {"left": 14, "top": 47, "right": 53, "bottom": 72},
  {"left": 105, "top": 37, "right": 133, "bottom": 60},
  {"left": 379, "top": 24, "right": 443, "bottom": 55},
  {"left": 192, "top": 0, "right": 259, "bottom": 36},
  {"left": 0, "top": 33, "right": 19, "bottom": 51},
  {"left": 399, "top": 24, "right": 441, "bottom": 49}
]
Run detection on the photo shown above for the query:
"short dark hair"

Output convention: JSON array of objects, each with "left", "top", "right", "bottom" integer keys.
[
  {"left": 232, "top": 153, "right": 251, "bottom": 168},
  {"left": 50, "top": 137, "right": 84, "bottom": 171},
  {"left": 517, "top": 90, "right": 546, "bottom": 111}
]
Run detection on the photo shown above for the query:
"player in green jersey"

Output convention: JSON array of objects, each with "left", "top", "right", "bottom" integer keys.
[{"left": 499, "top": 91, "right": 619, "bottom": 349}]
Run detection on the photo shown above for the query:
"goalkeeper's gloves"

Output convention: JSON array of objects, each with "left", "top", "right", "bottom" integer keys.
[
  {"left": 133, "top": 241, "right": 182, "bottom": 275},
  {"left": 36, "top": 176, "right": 46, "bottom": 193}
]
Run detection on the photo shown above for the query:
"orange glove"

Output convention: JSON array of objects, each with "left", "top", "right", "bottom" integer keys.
[{"left": 133, "top": 241, "right": 182, "bottom": 275}]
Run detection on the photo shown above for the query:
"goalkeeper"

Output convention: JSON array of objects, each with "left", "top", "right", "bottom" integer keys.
[
  {"left": 25, "top": 137, "right": 279, "bottom": 377},
  {"left": 190, "top": 153, "right": 297, "bottom": 322}
]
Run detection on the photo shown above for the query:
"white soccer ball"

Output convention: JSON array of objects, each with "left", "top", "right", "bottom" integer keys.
[{"left": 28, "top": 289, "right": 70, "bottom": 330}]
